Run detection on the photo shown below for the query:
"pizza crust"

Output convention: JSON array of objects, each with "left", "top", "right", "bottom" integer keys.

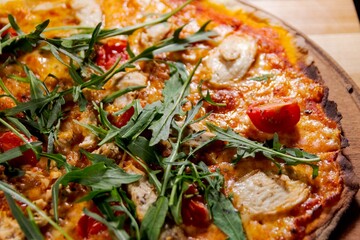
[
  {"left": 0, "top": 0, "right": 358, "bottom": 239},
  {"left": 215, "top": 0, "right": 359, "bottom": 238}
]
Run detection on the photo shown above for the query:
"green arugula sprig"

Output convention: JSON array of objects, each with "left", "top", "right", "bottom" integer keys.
[
  {"left": 77, "top": 21, "right": 216, "bottom": 91},
  {"left": 51, "top": 151, "right": 141, "bottom": 222},
  {"left": 0, "top": 8, "right": 216, "bottom": 157},
  {"left": 0, "top": 0, "right": 193, "bottom": 57},
  {"left": 206, "top": 123, "right": 320, "bottom": 178},
  {"left": 247, "top": 73, "right": 274, "bottom": 82},
  {"left": 0, "top": 16, "right": 49, "bottom": 54},
  {"left": 80, "top": 59, "right": 247, "bottom": 240},
  {"left": 0, "top": 66, "right": 64, "bottom": 153},
  {"left": 0, "top": 181, "right": 73, "bottom": 240},
  {"left": 5, "top": 194, "right": 44, "bottom": 240}
]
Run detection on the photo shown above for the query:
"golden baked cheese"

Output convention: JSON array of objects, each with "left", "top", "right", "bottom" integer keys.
[{"left": 0, "top": 0, "right": 358, "bottom": 240}]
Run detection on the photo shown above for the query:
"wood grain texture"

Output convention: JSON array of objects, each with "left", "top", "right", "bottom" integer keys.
[
  {"left": 309, "top": 33, "right": 360, "bottom": 86},
  {"left": 247, "top": 0, "right": 360, "bottom": 34}
]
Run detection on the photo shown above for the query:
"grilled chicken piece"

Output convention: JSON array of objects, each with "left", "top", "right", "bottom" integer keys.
[{"left": 205, "top": 35, "right": 257, "bottom": 85}]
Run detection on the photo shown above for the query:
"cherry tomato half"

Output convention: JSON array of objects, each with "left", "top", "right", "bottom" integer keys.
[
  {"left": 181, "top": 185, "right": 211, "bottom": 228},
  {"left": 0, "top": 132, "right": 37, "bottom": 167},
  {"left": 111, "top": 106, "right": 135, "bottom": 128},
  {"left": 95, "top": 39, "right": 128, "bottom": 70},
  {"left": 1, "top": 27, "right": 17, "bottom": 38},
  {"left": 246, "top": 99, "right": 301, "bottom": 133},
  {"left": 76, "top": 214, "right": 108, "bottom": 239}
]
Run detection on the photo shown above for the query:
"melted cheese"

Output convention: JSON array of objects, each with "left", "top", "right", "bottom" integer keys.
[
  {"left": 0, "top": 0, "right": 346, "bottom": 239},
  {"left": 71, "top": 0, "right": 102, "bottom": 27},
  {"left": 0, "top": 211, "right": 24, "bottom": 240}
]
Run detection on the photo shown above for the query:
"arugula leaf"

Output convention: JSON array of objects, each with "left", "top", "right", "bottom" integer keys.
[
  {"left": 81, "top": 22, "right": 216, "bottom": 90},
  {"left": 198, "top": 80, "right": 226, "bottom": 107},
  {"left": 111, "top": 189, "right": 141, "bottom": 240},
  {"left": 5, "top": 193, "right": 44, "bottom": 240},
  {"left": 115, "top": 138, "right": 162, "bottom": 193},
  {"left": 1, "top": 16, "right": 49, "bottom": 54},
  {"left": 247, "top": 74, "right": 274, "bottom": 82},
  {"left": 52, "top": 161, "right": 141, "bottom": 221},
  {"left": 140, "top": 196, "right": 169, "bottom": 240},
  {"left": 127, "top": 136, "right": 160, "bottom": 165},
  {"left": 80, "top": 149, "right": 117, "bottom": 166},
  {"left": 207, "top": 123, "right": 320, "bottom": 177},
  {"left": 208, "top": 191, "right": 246, "bottom": 240},
  {"left": 102, "top": 85, "right": 146, "bottom": 104},
  {"left": 0, "top": 181, "right": 73, "bottom": 240},
  {"left": 0, "top": 141, "right": 42, "bottom": 163},
  {"left": 148, "top": 61, "right": 200, "bottom": 146},
  {"left": 40, "top": 152, "right": 74, "bottom": 172},
  {"left": 56, "top": 162, "right": 141, "bottom": 190},
  {"left": 119, "top": 101, "right": 160, "bottom": 140}
]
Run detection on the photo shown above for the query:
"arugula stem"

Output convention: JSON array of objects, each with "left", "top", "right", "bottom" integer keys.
[
  {"left": 115, "top": 139, "right": 162, "bottom": 193},
  {"left": 0, "top": 181, "right": 73, "bottom": 240},
  {"left": 228, "top": 132, "right": 320, "bottom": 162},
  {"left": 0, "top": 118, "right": 35, "bottom": 151},
  {"left": 159, "top": 61, "right": 201, "bottom": 196},
  {"left": 168, "top": 164, "right": 188, "bottom": 208}
]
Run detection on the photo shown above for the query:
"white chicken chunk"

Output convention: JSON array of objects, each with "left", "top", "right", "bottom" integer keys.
[
  {"left": 125, "top": 164, "right": 157, "bottom": 221},
  {"left": 205, "top": 35, "right": 257, "bottom": 84},
  {"left": 71, "top": 0, "right": 102, "bottom": 27},
  {"left": 140, "top": 23, "right": 171, "bottom": 48},
  {"left": 182, "top": 122, "right": 215, "bottom": 148},
  {"left": 230, "top": 170, "right": 310, "bottom": 218},
  {"left": 113, "top": 71, "right": 148, "bottom": 108}
]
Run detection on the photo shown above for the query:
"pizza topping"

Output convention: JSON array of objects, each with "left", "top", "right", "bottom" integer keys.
[
  {"left": 0, "top": 0, "right": 343, "bottom": 239},
  {"left": 205, "top": 35, "right": 257, "bottom": 84},
  {"left": 0, "top": 210, "right": 25, "bottom": 240},
  {"left": 0, "top": 132, "right": 37, "bottom": 167},
  {"left": 181, "top": 185, "right": 211, "bottom": 228},
  {"left": 246, "top": 99, "right": 301, "bottom": 133},
  {"left": 96, "top": 39, "right": 128, "bottom": 70},
  {"left": 71, "top": 0, "right": 103, "bottom": 27},
  {"left": 207, "top": 123, "right": 319, "bottom": 178},
  {"left": 77, "top": 213, "right": 108, "bottom": 239},
  {"left": 139, "top": 23, "right": 172, "bottom": 49},
  {"left": 125, "top": 164, "right": 158, "bottom": 221},
  {"left": 231, "top": 171, "right": 310, "bottom": 217}
]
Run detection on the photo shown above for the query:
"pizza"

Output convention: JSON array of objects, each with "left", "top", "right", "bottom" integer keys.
[{"left": 0, "top": 0, "right": 358, "bottom": 239}]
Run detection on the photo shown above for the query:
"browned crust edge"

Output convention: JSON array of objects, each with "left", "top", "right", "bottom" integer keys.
[
  {"left": 299, "top": 53, "right": 359, "bottom": 239},
  {"left": 313, "top": 153, "right": 360, "bottom": 240},
  {"left": 269, "top": 16, "right": 360, "bottom": 240},
  {"left": 255, "top": 8, "right": 360, "bottom": 240}
]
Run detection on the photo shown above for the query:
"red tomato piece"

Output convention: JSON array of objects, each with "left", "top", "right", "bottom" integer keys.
[
  {"left": 95, "top": 39, "right": 128, "bottom": 70},
  {"left": 112, "top": 106, "right": 134, "bottom": 128},
  {"left": 1, "top": 27, "right": 17, "bottom": 38},
  {"left": 246, "top": 99, "right": 301, "bottom": 133},
  {"left": 181, "top": 184, "right": 211, "bottom": 228},
  {"left": 182, "top": 195, "right": 211, "bottom": 228},
  {"left": 0, "top": 132, "right": 37, "bottom": 167},
  {"left": 76, "top": 214, "right": 108, "bottom": 239}
]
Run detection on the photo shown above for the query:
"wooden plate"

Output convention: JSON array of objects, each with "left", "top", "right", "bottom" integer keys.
[{"left": 218, "top": 0, "right": 360, "bottom": 238}]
